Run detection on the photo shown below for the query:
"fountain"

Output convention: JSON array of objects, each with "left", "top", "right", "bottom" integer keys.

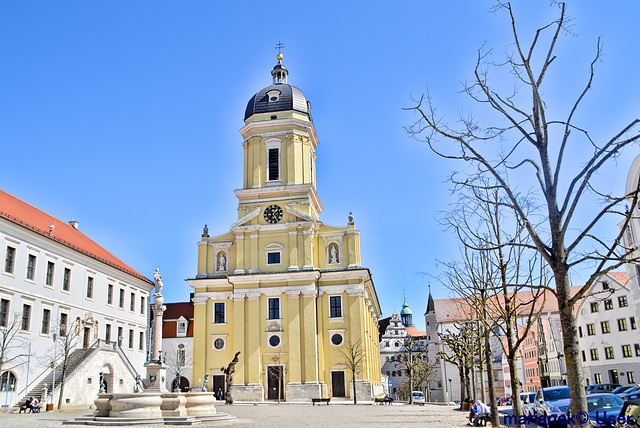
[{"left": 66, "top": 269, "right": 234, "bottom": 426}]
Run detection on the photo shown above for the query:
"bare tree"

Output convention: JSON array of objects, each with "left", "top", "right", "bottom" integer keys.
[
  {"left": 0, "top": 312, "right": 28, "bottom": 376},
  {"left": 393, "top": 336, "right": 427, "bottom": 404},
  {"left": 407, "top": 3, "right": 640, "bottom": 423},
  {"left": 442, "top": 186, "right": 547, "bottom": 427},
  {"left": 168, "top": 342, "right": 191, "bottom": 392},
  {"left": 52, "top": 317, "right": 80, "bottom": 409},
  {"left": 438, "top": 321, "right": 480, "bottom": 404},
  {"left": 413, "top": 357, "right": 438, "bottom": 402},
  {"left": 269, "top": 351, "right": 286, "bottom": 404},
  {"left": 335, "top": 339, "right": 364, "bottom": 404}
]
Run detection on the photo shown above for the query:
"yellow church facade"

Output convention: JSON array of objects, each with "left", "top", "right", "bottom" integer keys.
[{"left": 187, "top": 55, "right": 382, "bottom": 401}]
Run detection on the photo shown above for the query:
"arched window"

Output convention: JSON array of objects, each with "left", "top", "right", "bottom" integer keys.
[{"left": 0, "top": 371, "right": 16, "bottom": 391}]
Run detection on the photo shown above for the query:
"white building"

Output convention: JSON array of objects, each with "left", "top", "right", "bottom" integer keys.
[
  {"left": 162, "top": 302, "right": 194, "bottom": 392},
  {"left": 0, "top": 189, "right": 154, "bottom": 407},
  {"left": 621, "top": 154, "right": 640, "bottom": 340},
  {"left": 577, "top": 271, "right": 640, "bottom": 386}
]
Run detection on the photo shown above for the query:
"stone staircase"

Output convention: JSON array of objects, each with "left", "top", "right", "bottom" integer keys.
[{"left": 20, "top": 345, "right": 98, "bottom": 403}]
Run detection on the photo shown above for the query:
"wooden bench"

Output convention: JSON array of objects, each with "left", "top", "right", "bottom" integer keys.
[{"left": 311, "top": 398, "right": 331, "bottom": 405}]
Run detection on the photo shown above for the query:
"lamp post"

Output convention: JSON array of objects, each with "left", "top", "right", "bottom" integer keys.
[{"left": 448, "top": 378, "right": 452, "bottom": 402}]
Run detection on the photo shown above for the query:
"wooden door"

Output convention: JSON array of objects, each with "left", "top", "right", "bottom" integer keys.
[
  {"left": 331, "top": 371, "right": 346, "bottom": 397},
  {"left": 267, "top": 366, "right": 284, "bottom": 400}
]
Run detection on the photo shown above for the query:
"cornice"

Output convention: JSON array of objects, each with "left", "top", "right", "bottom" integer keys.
[{"left": 239, "top": 117, "right": 319, "bottom": 148}]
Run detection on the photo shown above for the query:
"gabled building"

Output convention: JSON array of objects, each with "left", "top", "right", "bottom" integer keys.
[
  {"left": 187, "top": 54, "right": 382, "bottom": 402},
  {"left": 0, "top": 189, "right": 154, "bottom": 406},
  {"left": 162, "top": 301, "right": 194, "bottom": 392}
]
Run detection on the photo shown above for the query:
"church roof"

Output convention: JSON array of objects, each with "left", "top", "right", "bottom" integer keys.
[
  {"left": 0, "top": 188, "right": 152, "bottom": 285},
  {"left": 244, "top": 83, "right": 309, "bottom": 121}
]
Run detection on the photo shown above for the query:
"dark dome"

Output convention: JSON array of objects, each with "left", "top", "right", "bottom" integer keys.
[{"left": 244, "top": 84, "right": 309, "bottom": 121}]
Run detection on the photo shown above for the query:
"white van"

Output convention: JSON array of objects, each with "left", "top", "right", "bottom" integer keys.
[{"left": 412, "top": 391, "right": 425, "bottom": 404}]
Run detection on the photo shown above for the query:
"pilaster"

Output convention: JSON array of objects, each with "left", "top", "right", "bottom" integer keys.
[
  {"left": 232, "top": 294, "right": 246, "bottom": 384},
  {"left": 246, "top": 296, "right": 261, "bottom": 384},
  {"left": 303, "top": 229, "right": 314, "bottom": 270},
  {"left": 301, "top": 291, "right": 319, "bottom": 383},
  {"left": 249, "top": 233, "right": 259, "bottom": 274},
  {"left": 234, "top": 233, "right": 245, "bottom": 274},
  {"left": 288, "top": 229, "right": 299, "bottom": 271},
  {"left": 287, "top": 291, "right": 302, "bottom": 383}
]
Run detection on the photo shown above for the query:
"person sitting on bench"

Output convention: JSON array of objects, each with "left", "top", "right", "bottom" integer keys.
[
  {"left": 19, "top": 397, "right": 33, "bottom": 413},
  {"left": 30, "top": 397, "right": 40, "bottom": 413}
]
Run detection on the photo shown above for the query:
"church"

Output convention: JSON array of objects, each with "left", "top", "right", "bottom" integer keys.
[{"left": 187, "top": 53, "right": 382, "bottom": 401}]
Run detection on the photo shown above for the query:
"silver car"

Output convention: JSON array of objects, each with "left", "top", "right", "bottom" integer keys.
[
  {"left": 533, "top": 386, "right": 571, "bottom": 426},
  {"left": 520, "top": 392, "right": 537, "bottom": 417}
]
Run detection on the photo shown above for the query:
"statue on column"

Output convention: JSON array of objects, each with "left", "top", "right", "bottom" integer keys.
[
  {"left": 154, "top": 267, "right": 163, "bottom": 295},
  {"left": 221, "top": 351, "right": 241, "bottom": 404}
]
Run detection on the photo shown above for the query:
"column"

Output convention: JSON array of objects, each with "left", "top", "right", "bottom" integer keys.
[
  {"left": 197, "top": 241, "right": 208, "bottom": 277},
  {"left": 249, "top": 233, "right": 259, "bottom": 274},
  {"left": 287, "top": 291, "right": 302, "bottom": 382},
  {"left": 234, "top": 233, "right": 245, "bottom": 274},
  {"left": 246, "top": 296, "right": 261, "bottom": 384},
  {"left": 288, "top": 230, "right": 299, "bottom": 271},
  {"left": 192, "top": 296, "right": 208, "bottom": 387},
  {"left": 232, "top": 295, "right": 246, "bottom": 384},
  {"left": 302, "top": 229, "right": 314, "bottom": 270},
  {"left": 301, "top": 291, "right": 319, "bottom": 383}
]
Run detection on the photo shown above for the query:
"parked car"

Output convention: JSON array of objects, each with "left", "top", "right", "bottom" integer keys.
[
  {"left": 581, "top": 393, "right": 624, "bottom": 428},
  {"left": 611, "top": 386, "right": 635, "bottom": 395},
  {"left": 533, "top": 386, "right": 570, "bottom": 426},
  {"left": 587, "top": 384, "right": 622, "bottom": 395},
  {"left": 618, "top": 387, "right": 640, "bottom": 401},
  {"left": 412, "top": 391, "right": 425, "bottom": 404},
  {"left": 520, "top": 392, "right": 537, "bottom": 417},
  {"left": 498, "top": 396, "right": 512, "bottom": 406},
  {"left": 614, "top": 395, "right": 640, "bottom": 427}
]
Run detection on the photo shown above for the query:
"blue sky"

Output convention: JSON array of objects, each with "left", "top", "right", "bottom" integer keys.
[{"left": 1, "top": 1, "right": 639, "bottom": 330}]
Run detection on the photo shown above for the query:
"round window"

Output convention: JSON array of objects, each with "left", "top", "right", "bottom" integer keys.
[
  {"left": 270, "top": 97, "right": 278, "bottom": 102},
  {"left": 331, "top": 334, "right": 343, "bottom": 346},
  {"left": 214, "top": 338, "right": 225, "bottom": 350},
  {"left": 269, "top": 335, "right": 281, "bottom": 347}
]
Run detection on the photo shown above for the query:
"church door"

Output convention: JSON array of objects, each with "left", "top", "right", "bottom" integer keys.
[
  {"left": 83, "top": 327, "right": 91, "bottom": 348},
  {"left": 212, "top": 375, "right": 225, "bottom": 397},
  {"left": 331, "top": 371, "right": 346, "bottom": 397},
  {"left": 267, "top": 366, "right": 284, "bottom": 400}
]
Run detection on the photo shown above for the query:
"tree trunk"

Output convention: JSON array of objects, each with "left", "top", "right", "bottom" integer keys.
[
  {"left": 352, "top": 376, "right": 357, "bottom": 405},
  {"left": 465, "top": 365, "right": 473, "bottom": 401},
  {"left": 409, "top": 371, "right": 413, "bottom": 404},
  {"left": 57, "top": 364, "right": 67, "bottom": 410},
  {"left": 508, "top": 355, "right": 524, "bottom": 428},
  {"left": 459, "top": 367, "right": 466, "bottom": 403},
  {"left": 484, "top": 327, "right": 499, "bottom": 427},
  {"left": 556, "top": 270, "right": 588, "bottom": 427}
]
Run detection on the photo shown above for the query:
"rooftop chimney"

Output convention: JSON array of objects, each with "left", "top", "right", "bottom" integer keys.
[{"left": 69, "top": 220, "right": 79, "bottom": 230}]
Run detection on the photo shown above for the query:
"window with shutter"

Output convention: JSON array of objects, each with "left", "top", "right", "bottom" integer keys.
[{"left": 268, "top": 148, "right": 279, "bottom": 181}]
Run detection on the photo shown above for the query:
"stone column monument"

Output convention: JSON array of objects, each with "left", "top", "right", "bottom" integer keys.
[{"left": 145, "top": 267, "right": 167, "bottom": 392}]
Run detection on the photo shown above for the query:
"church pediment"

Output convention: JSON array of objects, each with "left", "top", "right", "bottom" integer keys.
[
  {"left": 284, "top": 205, "right": 317, "bottom": 223},
  {"left": 230, "top": 206, "right": 261, "bottom": 228}
]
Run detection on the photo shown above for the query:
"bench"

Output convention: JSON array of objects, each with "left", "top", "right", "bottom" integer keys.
[
  {"left": 311, "top": 398, "right": 331, "bottom": 405},
  {"left": 474, "top": 413, "right": 490, "bottom": 426}
]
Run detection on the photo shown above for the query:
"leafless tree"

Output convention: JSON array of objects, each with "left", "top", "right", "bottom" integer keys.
[
  {"left": 269, "top": 351, "right": 286, "bottom": 404},
  {"left": 0, "top": 312, "right": 28, "bottom": 377},
  {"left": 51, "top": 317, "right": 80, "bottom": 409},
  {"left": 167, "top": 342, "right": 191, "bottom": 392},
  {"left": 413, "top": 357, "right": 439, "bottom": 402},
  {"left": 442, "top": 186, "right": 547, "bottom": 427},
  {"left": 335, "top": 339, "right": 364, "bottom": 404},
  {"left": 393, "top": 336, "right": 427, "bottom": 404},
  {"left": 406, "top": 2, "right": 640, "bottom": 423},
  {"left": 438, "top": 321, "right": 480, "bottom": 404}
]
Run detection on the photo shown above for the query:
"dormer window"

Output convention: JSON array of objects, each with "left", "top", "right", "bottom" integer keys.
[
  {"left": 267, "top": 89, "right": 281, "bottom": 103},
  {"left": 177, "top": 316, "right": 188, "bottom": 337}
]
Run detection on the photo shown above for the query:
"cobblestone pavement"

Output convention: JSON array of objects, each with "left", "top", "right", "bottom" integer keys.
[{"left": 0, "top": 403, "right": 472, "bottom": 427}]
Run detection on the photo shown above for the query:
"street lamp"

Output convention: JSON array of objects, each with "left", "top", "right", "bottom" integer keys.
[{"left": 448, "top": 378, "right": 452, "bottom": 402}]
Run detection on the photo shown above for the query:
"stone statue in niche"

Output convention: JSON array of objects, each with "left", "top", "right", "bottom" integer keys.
[
  {"left": 330, "top": 245, "right": 338, "bottom": 264},
  {"left": 218, "top": 253, "right": 226, "bottom": 271}
]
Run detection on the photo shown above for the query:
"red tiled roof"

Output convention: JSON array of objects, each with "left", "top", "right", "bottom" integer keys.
[
  {"left": 164, "top": 302, "right": 194, "bottom": 320},
  {"left": 608, "top": 271, "right": 628, "bottom": 286},
  {"left": 434, "top": 287, "right": 583, "bottom": 323},
  {"left": 0, "top": 189, "right": 152, "bottom": 285},
  {"left": 405, "top": 327, "right": 426, "bottom": 337}
]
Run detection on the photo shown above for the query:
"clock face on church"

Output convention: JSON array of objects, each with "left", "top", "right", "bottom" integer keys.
[{"left": 263, "top": 204, "right": 283, "bottom": 224}]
